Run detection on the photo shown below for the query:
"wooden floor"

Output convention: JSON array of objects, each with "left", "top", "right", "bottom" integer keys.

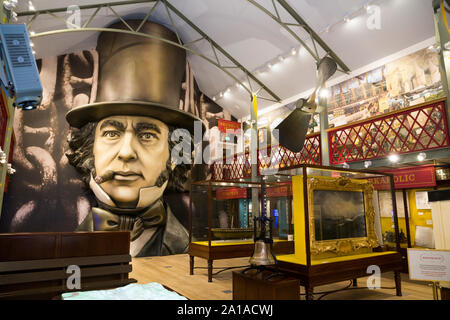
[{"left": 130, "top": 254, "right": 434, "bottom": 300}]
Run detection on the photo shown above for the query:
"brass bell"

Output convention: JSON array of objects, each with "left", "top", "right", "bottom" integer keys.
[{"left": 249, "top": 239, "right": 276, "bottom": 266}]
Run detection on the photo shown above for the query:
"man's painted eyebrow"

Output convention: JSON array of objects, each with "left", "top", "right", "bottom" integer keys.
[
  {"left": 99, "top": 120, "right": 126, "bottom": 131},
  {"left": 135, "top": 122, "right": 161, "bottom": 134}
]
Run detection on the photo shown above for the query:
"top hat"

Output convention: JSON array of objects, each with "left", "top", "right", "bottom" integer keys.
[{"left": 66, "top": 20, "right": 203, "bottom": 134}]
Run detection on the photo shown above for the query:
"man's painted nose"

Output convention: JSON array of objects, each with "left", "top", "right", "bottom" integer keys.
[{"left": 117, "top": 134, "right": 138, "bottom": 161}]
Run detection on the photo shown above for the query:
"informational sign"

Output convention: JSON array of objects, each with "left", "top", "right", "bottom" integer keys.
[
  {"left": 407, "top": 249, "right": 450, "bottom": 282},
  {"left": 218, "top": 118, "right": 241, "bottom": 134},
  {"left": 415, "top": 191, "right": 431, "bottom": 210},
  {"left": 370, "top": 165, "right": 436, "bottom": 190},
  {"left": 266, "top": 182, "right": 292, "bottom": 198},
  {"left": 216, "top": 187, "right": 247, "bottom": 200}
]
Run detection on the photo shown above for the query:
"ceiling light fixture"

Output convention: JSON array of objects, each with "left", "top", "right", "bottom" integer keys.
[
  {"left": 388, "top": 154, "right": 399, "bottom": 163},
  {"left": 417, "top": 152, "right": 427, "bottom": 162},
  {"left": 28, "top": 1, "right": 35, "bottom": 11},
  {"left": 319, "top": 88, "right": 330, "bottom": 98},
  {"left": 364, "top": 160, "right": 372, "bottom": 168},
  {"left": 3, "top": 0, "right": 18, "bottom": 10}
]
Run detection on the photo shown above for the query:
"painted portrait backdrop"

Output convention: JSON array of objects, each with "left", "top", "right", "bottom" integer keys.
[{"left": 0, "top": 49, "right": 234, "bottom": 233}]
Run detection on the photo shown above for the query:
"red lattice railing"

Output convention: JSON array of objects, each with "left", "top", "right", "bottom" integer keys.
[
  {"left": 211, "top": 133, "right": 321, "bottom": 180},
  {"left": 328, "top": 99, "right": 450, "bottom": 165}
]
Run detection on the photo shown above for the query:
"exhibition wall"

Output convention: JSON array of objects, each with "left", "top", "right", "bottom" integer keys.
[{"left": 0, "top": 48, "right": 235, "bottom": 235}]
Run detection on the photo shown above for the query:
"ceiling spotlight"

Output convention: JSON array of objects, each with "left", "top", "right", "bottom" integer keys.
[
  {"left": 319, "top": 88, "right": 330, "bottom": 98},
  {"left": 268, "top": 63, "right": 273, "bottom": 69},
  {"left": 219, "top": 92, "right": 223, "bottom": 98},
  {"left": 342, "top": 162, "right": 350, "bottom": 169},
  {"left": 3, "top": 0, "right": 18, "bottom": 10},
  {"left": 212, "top": 96, "right": 216, "bottom": 101},
  {"left": 388, "top": 154, "right": 399, "bottom": 163},
  {"left": 28, "top": 1, "right": 35, "bottom": 11},
  {"left": 291, "top": 48, "right": 297, "bottom": 55},
  {"left": 364, "top": 160, "right": 372, "bottom": 168},
  {"left": 445, "top": 41, "right": 450, "bottom": 51},
  {"left": 428, "top": 44, "right": 441, "bottom": 53},
  {"left": 344, "top": 17, "right": 351, "bottom": 23},
  {"left": 29, "top": 30, "right": 36, "bottom": 36},
  {"left": 11, "top": 11, "right": 18, "bottom": 22},
  {"left": 417, "top": 152, "right": 427, "bottom": 162},
  {"left": 278, "top": 56, "right": 284, "bottom": 62}
]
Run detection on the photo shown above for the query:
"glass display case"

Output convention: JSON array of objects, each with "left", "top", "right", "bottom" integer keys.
[
  {"left": 259, "top": 164, "right": 403, "bottom": 300},
  {"left": 188, "top": 180, "right": 294, "bottom": 282}
]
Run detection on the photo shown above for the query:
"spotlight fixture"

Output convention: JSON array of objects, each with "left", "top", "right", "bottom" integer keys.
[
  {"left": 11, "top": 11, "right": 18, "bottom": 22},
  {"left": 342, "top": 162, "right": 350, "bottom": 169},
  {"left": 0, "top": 148, "right": 6, "bottom": 165},
  {"left": 319, "top": 88, "right": 330, "bottom": 99},
  {"left": 364, "top": 160, "right": 372, "bottom": 168},
  {"left": 445, "top": 41, "right": 450, "bottom": 51},
  {"left": 3, "top": 0, "right": 18, "bottom": 10},
  {"left": 417, "top": 152, "right": 427, "bottom": 162},
  {"left": 388, "top": 154, "right": 399, "bottom": 163},
  {"left": 28, "top": 1, "right": 35, "bottom": 11},
  {"left": 291, "top": 48, "right": 297, "bottom": 55}
]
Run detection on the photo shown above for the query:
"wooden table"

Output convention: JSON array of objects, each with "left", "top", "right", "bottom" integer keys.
[
  {"left": 275, "top": 251, "right": 403, "bottom": 300},
  {"left": 189, "top": 239, "right": 294, "bottom": 282}
]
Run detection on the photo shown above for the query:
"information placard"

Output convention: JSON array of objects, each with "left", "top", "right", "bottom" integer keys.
[{"left": 407, "top": 248, "right": 450, "bottom": 282}]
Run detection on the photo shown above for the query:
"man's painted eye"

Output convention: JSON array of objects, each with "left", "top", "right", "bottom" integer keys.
[
  {"left": 102, "top": 131, "right": 120, "bottom": 138},
  {"left": 139, "top": 132, "right": 157, "bottom": 140}
]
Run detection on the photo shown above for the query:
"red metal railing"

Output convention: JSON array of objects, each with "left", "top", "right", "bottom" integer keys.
[
  {"left": 327, "top": 99, "right": 450, "bottom": 165},
  {"left": 211, "top": 133, "right": 321, "bottom": 180}
]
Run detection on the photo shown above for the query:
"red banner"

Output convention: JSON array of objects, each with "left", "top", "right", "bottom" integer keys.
[
  {"left": 218, "top": 119, "right": 241, "bottom": 134},
  {"left": 266, "top": 182, "right": 292, "bottom": 197},
  {"left": 216, "top": 187, "right": 247, "bottom": 200},
  {"left": 370, "top": 165, "right": 436, "bottom": 190}
]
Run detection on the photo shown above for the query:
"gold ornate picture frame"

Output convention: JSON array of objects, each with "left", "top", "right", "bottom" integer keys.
[{"left": 307, "top": 176, "right": 379, "bottom": 258}]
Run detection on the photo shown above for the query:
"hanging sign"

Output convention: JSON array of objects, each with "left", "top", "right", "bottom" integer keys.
[
  {"left": 266, "top": 182, "right": 292, "bottom": 197},
  {"left": 218, "top": 119, "right": 241, "bottom": 134},
  {"left": 370, "top": 165, "right": 436, "bottom": 190},
  {"left": 216, "top": 187, "right": 247, "bottom": 200}
]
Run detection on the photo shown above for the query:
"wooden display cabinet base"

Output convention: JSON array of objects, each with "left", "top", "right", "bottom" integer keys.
[
  {"left": 189, "top": 240, "right": 294, "bottom": 282},
  {"left": 232, "top": 269, "right": 300, "bottom": 300},
  {"left": 275, "top": 251, "right": 403, "bottom": 300}
]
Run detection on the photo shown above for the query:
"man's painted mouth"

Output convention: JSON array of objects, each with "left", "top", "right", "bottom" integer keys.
[{"left": 113, "top": 171, "right": 143, "bottom": 182}]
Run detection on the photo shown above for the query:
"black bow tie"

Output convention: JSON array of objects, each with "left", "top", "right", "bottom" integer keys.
[{"left": 91, "top": 200, "right": 166, "bottom": 241}]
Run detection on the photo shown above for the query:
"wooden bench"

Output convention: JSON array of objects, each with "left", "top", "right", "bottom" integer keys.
[{"left": 0, "top": 231, "right": 136, "bottom": 299}]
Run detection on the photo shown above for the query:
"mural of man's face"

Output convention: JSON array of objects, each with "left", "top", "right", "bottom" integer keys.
[{"left": 93, "top": 115, "right": 170, "bottom": 207}]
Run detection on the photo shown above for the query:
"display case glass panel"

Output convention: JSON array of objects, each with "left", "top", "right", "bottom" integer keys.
[
  {"left": 190, "top": 181, "right": 262, "bottom": 244},
  {"left": 260, "top": 164, "right": 401, "bottom": 264}
]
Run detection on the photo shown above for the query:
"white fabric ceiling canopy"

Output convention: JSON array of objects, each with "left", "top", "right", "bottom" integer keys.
[{"left": 15, "top": 0, "right": 436, "bottom": 119}]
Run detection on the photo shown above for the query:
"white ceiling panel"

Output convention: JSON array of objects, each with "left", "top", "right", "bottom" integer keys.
[{"left": 14, "top": 0, "right": 437, "bottom": 119}]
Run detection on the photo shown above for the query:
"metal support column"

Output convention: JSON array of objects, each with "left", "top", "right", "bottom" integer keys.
[{"left": 318, "top": 96, "right": 330, "bottom": 166}]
